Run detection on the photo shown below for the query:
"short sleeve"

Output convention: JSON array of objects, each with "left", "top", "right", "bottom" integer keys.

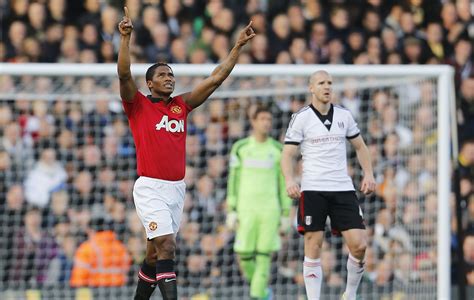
[
  {"left": 346, "top": 111, "right": 360, "bottom": 139},
  {"left": 122, "top": 91, "right": 143, "bottom": 116},
  {"left": 284, "top": 113, "right": 304, "bottom": 145}
]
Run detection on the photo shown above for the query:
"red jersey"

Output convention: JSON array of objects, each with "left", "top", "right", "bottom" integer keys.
[{"left": 122, "top": 91, "right": 192, "bottom": 180}]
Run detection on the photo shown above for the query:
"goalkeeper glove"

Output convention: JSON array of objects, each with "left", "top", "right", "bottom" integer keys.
[
  {"left": 279, "top": 216, "right": 291, "bottom": 234},
  {"left": 226, "top": 211, "right": 238, "bottom": 231}
]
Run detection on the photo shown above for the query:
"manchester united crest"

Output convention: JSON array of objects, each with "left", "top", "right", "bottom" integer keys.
[
  {"left": 170, "top": 105, "right": 182, "bottom": 114},
  {"left": 149, "top": 222, "right": 158, "bottom": 231}
]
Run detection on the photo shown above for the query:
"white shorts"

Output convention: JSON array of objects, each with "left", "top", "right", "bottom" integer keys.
[{"left": 133, "top": 176, "right": 186, "bottom": 239}]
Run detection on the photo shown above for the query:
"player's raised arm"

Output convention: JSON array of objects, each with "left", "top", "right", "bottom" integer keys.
[
  {"left": 182, "top": 22, "right": 256, "bottom": 109},
  {"left": 117, "top": 6, "right": 138, "bottom": 102}
]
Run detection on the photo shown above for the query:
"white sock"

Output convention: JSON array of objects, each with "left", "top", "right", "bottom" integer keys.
[
  {"left": 303, "top": 256, "right": 323, "bottom": 300},
  {"left": 344, "top": 253, "right": 365, "bottom": 299}
]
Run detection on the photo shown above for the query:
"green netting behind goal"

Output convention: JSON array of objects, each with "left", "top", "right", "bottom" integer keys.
[{"left": 0, "top": 64, "right": 453, "bottom": 300}]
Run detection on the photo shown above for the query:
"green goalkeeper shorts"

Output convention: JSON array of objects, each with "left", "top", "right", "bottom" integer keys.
[{"left": 234, "top": 211, "right": 280, "bottom": 254}]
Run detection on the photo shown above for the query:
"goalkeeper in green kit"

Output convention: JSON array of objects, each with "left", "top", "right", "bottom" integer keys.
[{"left": 226, "top": 106, "right": 293, "bottom": 300}]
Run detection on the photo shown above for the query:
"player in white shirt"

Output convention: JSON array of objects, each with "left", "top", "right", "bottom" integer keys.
[{"left": 281, "top": 70, "right": 376, "bottom": 300}]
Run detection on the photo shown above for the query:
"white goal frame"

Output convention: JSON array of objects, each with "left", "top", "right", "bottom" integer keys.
[{"left": 0, "top": 63, "right": 455, "bottom": 300}]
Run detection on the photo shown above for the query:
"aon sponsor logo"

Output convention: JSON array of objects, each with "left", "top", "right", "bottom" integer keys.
[{"left": 155, "top": 116, "right": 184, "bottom": 132}]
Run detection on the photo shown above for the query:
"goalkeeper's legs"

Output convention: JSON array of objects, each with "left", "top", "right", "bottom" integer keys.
[
  {"left": 134, "top": 241, "right": 157, "bottom": 300},
  {"left": 250, "top": 252, "right": 272, "bottom": 299},
  {"left": 238, "top": 253, "right": 256, "bottom": 280},
  {"left": 303, "top": 231, "right": 325, "bottom": 300},
  {"left": 341, "top": 229, "right": 367, "bottom": 300}
]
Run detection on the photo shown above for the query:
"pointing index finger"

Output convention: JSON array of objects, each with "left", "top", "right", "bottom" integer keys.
[
  {"left": 124, "top": 6, "right": 129, "bottom": 18},
  {"left": 245, "top": 21, "right": 253, "bottom": 29}
]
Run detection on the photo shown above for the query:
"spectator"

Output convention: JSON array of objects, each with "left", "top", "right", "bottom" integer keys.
[
  {"left": 78, "top": 0, "right": 101, "bottom": 28},
  {"left": 44, "top": 189, "right": 70, "bottom": 229},
  {"left": 345, "top": 30, "right": 365, "bottom": 63},
  {"left": 79, "top": 23, "right": 101, "bottom": 55},
  {"left": 26, "top": 2, "right": 47, "bottom": 38},
  {"left": 268, "top": 14, "right": 291, "bottom": 61},
  {"left": 0, "top": 185, "right": 24, "bottom": 277},
  {"left": 375, "top": 258, "right": 394, "bottom": 286},
  {"left": 5, "top": 20, "right": 27, "bottom": 61},
  {"left": 308, "top": 21, "right": 329, "bottom": 63},
  {"left": 362, "top": 246, "right": 377, "bottom": 283},
  {"left": 194, "top": 174, "right": 218, "bottom": 233},
  {"left": 46, "top": 235, "right": 76, "bottom": 285},
  {"left": 289, "top": 37, "right": 307, "bottom": 64},
  {"left": 211, "top": 7, "right": 235, "bottom": 37},
  {"left": 162, "top": 0, "right": 182, "bottom": 38},
  {"left": 249, "top": 12, "right": 267, "bottom": 35},
  {"left": 287, "top": 3, "right": 306, "bottom": 38},
  {"left": 441, "top": 2, "right": 463, "bottom": 44},
  {"left": 55, "top": 128, "right": 77, "bottom": 172},
  {"left": 135, "top": 6, "right": 161, "bottom": 48},
  {"left": 447, "top": 38, "right": 473, "bottom": 90},
  {"left": 41, "top": 23, "right": 64, "bottom": 62},
  {"left": 381, "top": 27, "right": 400, "bottom": 55},
  {"left": 402, "top": 36, "right": 425, "bottom": 64},
  {"left": 1, "top": 121, "right": 33, "bottom": 169},
  {"left": 203, "top": 122, "right": 225, "bottom": 156},
  {"left": 366, "top": 36, "right": 383, "bottom": 64},
  {"left": 24, "top": 147, "right": 67, "bottom": 208},
  {"left": 144, "top": 23, "right": 171, "bottom": 62},
  {"left": 47, "top": 0, "right": 66, "bottom": 24},
  {"left": 170, "top": 37, "right": 189, "bottom": 63},
  {"left": 458, "top": 139, "right": 474, "bottom": 179},
  {"left": 385, "top": 4, "right": 403, "bottom": 34},
  {"left": 100, "top": 6, "right": 121, "bottom": 52},
  {"left": 70, "top": 218, "right": 131, "bottom": 287},
  {"left": 99, "top": 40, "right": 117, "bottom": 63},
  {"left": 210, "top": 34, "right": 230, "bottom": 62},
  {"left": 399, "top": 9, "right": 424, "bottom": 39},
  {"left": 320, "top": 249, "right": 344, "bottom": 287},
  {"left": 327, "top": 37, "right": 346, "bottom": 64},
  {"left": 328, "top": 5, "right": 350, "bottom": 41},
  {"left": 3, "top": 207, "right": 58, "bottom": 285},
  {"left": 58, "top": 38, "right": 80, "bottom": 63},
  {"left": 362, "top": 8, "right": 382, "bottom": 37},
  {"left": 69, "top": 170, "right": 93, "bottom": 206},
  {"left": 425, "top": 22, "right": 450, "bottom": 61},
  {"left": 459, "top": 77, "right": 474, "bottom": 138},
  {"left": 189, "top": 47, "right": 210, "bottom": 64},
  {"left": 393, "top": 252, "right": 416, "bottom": 285},
  {"left": 249, "top": 34, "right": 270, "bottom": 64},
  {"left": 381, "top": 104, "right": 413, "bottom": 148}
]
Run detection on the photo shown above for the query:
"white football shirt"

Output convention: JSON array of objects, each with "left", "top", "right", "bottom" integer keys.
[{"left": 284, "top": 104, "right": 360, "bottom": 191}]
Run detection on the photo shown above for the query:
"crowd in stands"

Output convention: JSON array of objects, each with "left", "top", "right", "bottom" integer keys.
[{"left": 1, "top": 0, "right": 474, "bottom": 298}]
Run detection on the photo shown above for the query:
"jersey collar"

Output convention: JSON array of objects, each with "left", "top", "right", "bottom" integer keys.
[
  {"left": 310, "top": 103, "right": 334, "bottom": 131},
  {"left": 147, "top": 95, "right": 173, "bottom": 104},
  {"left": 250, "top": 135, "right": 269, "bottom": 144}
]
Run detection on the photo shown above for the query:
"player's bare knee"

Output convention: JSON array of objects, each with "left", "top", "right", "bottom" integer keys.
[
  {"left": 159, "top": 239, "right": 176, "bottom": 259},
  {"left": 145, "top": 252, "right": 158, "bottom": 265},
  {"left": 351, "top": 241, "right": 367, "bottom": 259}
]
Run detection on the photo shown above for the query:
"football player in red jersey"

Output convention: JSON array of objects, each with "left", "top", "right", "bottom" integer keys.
[{"left": 117, "top": 6, "right": 255, "bottom": 300}]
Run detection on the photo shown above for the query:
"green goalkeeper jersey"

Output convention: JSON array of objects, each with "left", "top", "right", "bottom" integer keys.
[{"left": 227, "top": 136, "right": 292, "bottom": 216}]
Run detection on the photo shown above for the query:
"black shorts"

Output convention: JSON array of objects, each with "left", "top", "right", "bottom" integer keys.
[{"left": 297, "top": 190, "right": 365, "bottom": 235}]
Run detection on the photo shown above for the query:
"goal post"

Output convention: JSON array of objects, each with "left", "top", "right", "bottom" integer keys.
[{"left": 0, "top": 63, "right": 454, "bottom": 299}]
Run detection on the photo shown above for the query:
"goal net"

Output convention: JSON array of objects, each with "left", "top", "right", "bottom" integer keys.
[{"left": 0, "top": 64, "right": 453, "bottom": 300}]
